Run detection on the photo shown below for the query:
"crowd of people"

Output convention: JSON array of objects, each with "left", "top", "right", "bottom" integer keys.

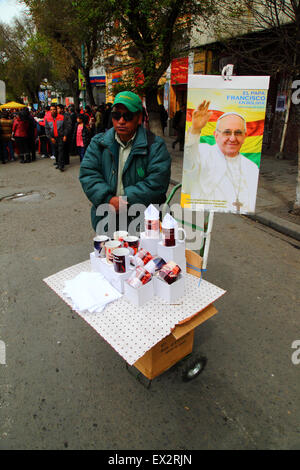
[
  {"left": 0, "top": 101, "right": 170, "bottom": 172},
  {"left": 0, "top": 102, "right": 119, "bottom": 171}
]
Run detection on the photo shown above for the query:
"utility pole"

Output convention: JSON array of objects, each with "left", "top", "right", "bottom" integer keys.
[{"left": 81, "top": 44, "right": 86, "bottom": 110}]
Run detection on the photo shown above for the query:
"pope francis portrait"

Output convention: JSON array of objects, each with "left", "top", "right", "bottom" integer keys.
[{"left": 182, "top": 100, "right": 259, "bottom": 213}]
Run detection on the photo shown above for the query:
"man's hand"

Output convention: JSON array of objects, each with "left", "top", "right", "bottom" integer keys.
[
  {"left": 109, "top": 196, "right": 128, "bottom": 213},
  {"left": 51, "top": 138, "right": 56, "bottom": 144},
  {"left": 191, "top": 100, "right": 212, "bottom": 135},
  {"left": 63, "top": 136, "right": 67, "bottom": 142}
]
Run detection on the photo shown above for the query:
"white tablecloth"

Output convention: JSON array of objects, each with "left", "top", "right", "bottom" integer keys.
[{"left": 43, "top": 260, "right": 226, "bottom": 365}]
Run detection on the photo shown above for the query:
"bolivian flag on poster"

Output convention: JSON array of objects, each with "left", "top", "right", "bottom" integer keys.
[{"left": 180, "top": 75, "right": 270, "bottom": 214}]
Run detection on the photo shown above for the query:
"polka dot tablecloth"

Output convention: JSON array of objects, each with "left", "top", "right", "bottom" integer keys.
[{"left": 43, "top": 260, "right": 226, "bottom": 365}]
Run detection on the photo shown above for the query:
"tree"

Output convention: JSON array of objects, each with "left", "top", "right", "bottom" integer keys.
[
  {"left": 105, "top": 0, "right": 216, "bottom": 134},
  {"left": 0, "top": 15, "right": 54, "bottom": 103},
  {"left": 23, "top": 0, "right": 113, "bottom": 107},
  {"left": 94, "top": 0, "right": 247, "bottom": 135}
]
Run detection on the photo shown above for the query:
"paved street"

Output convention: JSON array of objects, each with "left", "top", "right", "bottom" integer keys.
[{"left": 0, "top": 154, "right": 299, "bottom": 450}]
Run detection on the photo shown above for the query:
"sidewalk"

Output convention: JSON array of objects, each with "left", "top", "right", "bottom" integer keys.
[{"left": 163, "top": 135, "right": 300, "bottom": 242}]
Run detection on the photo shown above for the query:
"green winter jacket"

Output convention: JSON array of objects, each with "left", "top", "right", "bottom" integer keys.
[{"left": 79, "top": 125, "right": 171, "bottom": 231}]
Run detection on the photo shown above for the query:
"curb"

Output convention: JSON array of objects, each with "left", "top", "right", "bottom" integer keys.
[
  {"left": 169, "top": 179, "right": 300, "bottom": 242},
  {"left": 247, "top": 212, "right": 300, "bottom": 242}
]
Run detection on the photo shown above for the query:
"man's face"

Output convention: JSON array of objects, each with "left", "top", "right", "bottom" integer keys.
[
  {"left": 214, "top": 115, "right": 247, "bottom": 157},
  {"left": 50, "top": 106, "right": 57, "bottom": 118},
  {"left": 112, "top": 104, "right": 142, "bottom": 142}
]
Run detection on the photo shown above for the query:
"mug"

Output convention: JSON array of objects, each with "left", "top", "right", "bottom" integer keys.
[
  {"left": 133, "top": 248, "right": 153, "bottom": 267},
  {"left": 162, "top": 227, "right": 186, "bottom": 247},
  {"left": 113, "top": 248, "right": 131, "bottom": 273},
  {"left": 158, "top": 261, "right": 181, "bottom": 285},
  {"left": 127, "top": 266, "right": 152, "bottom": 289},
  {"left": 113, "top": 230, "right": 129, "bottom": 242},
  {"left": 105, "top": 240, "right": 122, "bottom": 264},
  {"left": 144, "top": 218, "right": 160, "bottom": 239},
  {"left": 123, "top": 235, "right": 139, "bottom": 255},
  {"left": 93, "top": 235, "right": 110, "bottom": 257},
  {"left": 144, "top": 256, "right": 166, "bottom": 274}
]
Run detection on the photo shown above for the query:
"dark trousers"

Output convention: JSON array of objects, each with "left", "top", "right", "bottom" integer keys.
[
  {"left": 2, "top": 141, "right": 14, "bottom": 160},
  {"left": 77, "top": 146, "right": 85, "bottom": 162},
  {"left": 173, "top": 127, "right": 185, "bottom": 150},
  {"left": 39, "top": 136, "right": 50, "bottom": 156},
  {"left": 31, "top": 137, "right": 36, "bottom": 160},
  {"left": 53, "top": 136, "right": 65, "bottom": 169},
  {"left": 15, "top": 137, "right": 30, "bottom": 161},
  {"left": 63, "top": 140, "right": 70, "bottom": 164}
]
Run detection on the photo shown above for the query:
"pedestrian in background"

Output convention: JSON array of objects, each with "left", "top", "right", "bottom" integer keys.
[
  {"left": 21, "top": 107, "right": 36, "bottom": 161},
  {"left": 57, "top": 104, "right": 72, "bottom": 165},
  {"left": 159, "top": 104, "right": 168, "bottom": 136},
  {"left": 35, "top": 111, "right": 50, "bottom": 158},
  {"left": 73, "top": 113, "right": 91, "bottom": 162},
  {"left": 12, "top": 109, "right": 30, "bottom": 163},
  {"left": 68, "top": 105, "right": 77, "bottom": 155},
  {"left": 45, "top": 104, "right": 70, "bottom": 172},
  {"left": 0, "top": 111, "right": 15, "bottom": 162},
  {"left": 172, "top": 104, "right": 186, "bottom": 151},
  {"left": 95, "top": 104, "right": 105, "bottom": 134},
  {"left": 103, "top": 103, "right": 113, "bottom": 131}
]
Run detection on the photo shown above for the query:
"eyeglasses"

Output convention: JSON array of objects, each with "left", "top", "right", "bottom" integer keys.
[
  {"left": 111, "top": 111, "right": 135, "bottom": 122},
  {"left": 216, "top": 129, "right": 245, "bottom": 137}
]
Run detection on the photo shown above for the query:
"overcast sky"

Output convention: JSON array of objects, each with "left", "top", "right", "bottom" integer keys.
[{"left": 0, "top": 0, "right": 27, "bottom": 24}]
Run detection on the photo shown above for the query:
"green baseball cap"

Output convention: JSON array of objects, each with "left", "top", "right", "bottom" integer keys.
[{"left": 113, "top": 91, "right": 143, "bottom": 113}]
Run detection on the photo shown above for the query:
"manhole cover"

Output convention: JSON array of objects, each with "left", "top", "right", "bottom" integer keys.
[{"left": 0, "top": 191, "right": 56, "bottom": 202}]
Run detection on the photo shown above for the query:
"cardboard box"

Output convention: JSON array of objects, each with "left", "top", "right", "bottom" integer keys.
[
  {"left": 185, "top": 249, "right": 203, "bottom": 278},
  {"left": 124, "top": 278, "right": 154, "bottom": 306},
  {"left": 90, "top": 252, "right": 133, "bottom": 293},
  {"left": 154, "top": 274, "right": 185, "bottom": 303},
  {"left": 133, "top": 304, "right": 217, "bottom": 380}
]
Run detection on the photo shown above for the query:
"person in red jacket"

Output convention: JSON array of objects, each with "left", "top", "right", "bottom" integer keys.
[
  {"left": 12, "top": 110, "right": 30, "bottom": 163},
  {"left": 45, "top": 104, "right": 70, "bottom": 172}
]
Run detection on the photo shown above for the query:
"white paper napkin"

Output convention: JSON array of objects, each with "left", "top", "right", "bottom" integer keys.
[
  {"left": 63, "top": 272, "right": 122, "bottom": 313},
  {"left": 144, "top": 204, "right": 159, "bottom": 220},
  {"left": 162, "top": 212, "right": 177, "bottom": 229}
]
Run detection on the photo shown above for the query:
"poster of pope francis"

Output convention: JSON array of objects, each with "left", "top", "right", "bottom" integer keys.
[{"left": 181, "top": 75, "right": 270, "bottom": 214}]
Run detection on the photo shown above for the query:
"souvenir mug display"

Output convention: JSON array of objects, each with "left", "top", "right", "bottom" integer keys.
[
  {"left": 105, "top": 240, "right": 122, "bottom": 264},
  {"left": 144, "top": 204, "right": 160, "bottom": 239},
  {"left": 123, "top": 235, "right": 139, "bottom": 255},
  {"left": 113, "top": 231, "right": 129, "bottom": 242},
  {"left": 144, "top": 256, "right": 166, "bottom": 274},
  {"left": 134, "top": 248, "right": 153, "bottom": 267},
  {"left": 158, "top": 261, "right": 181, "bottom": 285},
  {"left": 93, "top": 235, "right": 110, "bottom": 257},
  {"left": 127, "top": 266, "right": 152, "bottom": 289},
  {"left": 112, "top": 248, "right": 131, "bottom": 273},
  {"left": 161, "top": 213, "right": 186, "bottom": 247}
]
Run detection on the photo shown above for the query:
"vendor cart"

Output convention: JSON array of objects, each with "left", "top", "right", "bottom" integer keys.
[{"left": 43, "top": 189, "right": 224, "bottom": 388}]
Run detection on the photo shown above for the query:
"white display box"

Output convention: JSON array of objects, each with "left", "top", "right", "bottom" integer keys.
[
  {"left": 157, "top": 240, "right": 185, "bottom": 264},
  {"left": 176, "top": 258, "right": 186, "bottom": 275},
  {"left": 154, "top": 274, "right": 185, "bottom": 303},
  {"left": 124, "top": 278, "right": 154, "bottom": 306},
  {"left": 90, "top": 252, "right": 133, "bottom": 293},
  {"left": 139, "top": 232, "right": 161, "bottom": 256}
]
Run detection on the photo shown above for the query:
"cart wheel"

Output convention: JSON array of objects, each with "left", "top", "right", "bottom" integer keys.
[{"left": 181, "top": 356, "right": 207, "bottom": 382}]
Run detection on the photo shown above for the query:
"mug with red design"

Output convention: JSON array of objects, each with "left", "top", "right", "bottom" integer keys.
[
  {"left": 123, "top": 235, "right": 139, "bottom": 255},
  {"left": 127, "top": 266, "right": 152, "bottom": 289}
]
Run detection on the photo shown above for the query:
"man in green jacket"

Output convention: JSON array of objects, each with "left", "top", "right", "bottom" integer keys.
[{"left": 79, "top": 91, "right": 171, "bottom": 234}]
